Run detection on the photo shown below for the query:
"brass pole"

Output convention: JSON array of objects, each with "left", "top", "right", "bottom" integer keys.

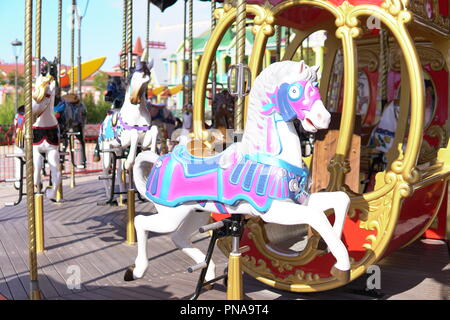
[
  {"left": 57, "top": 0, "right": 62, "bottom": 81},
  {"left": 70, "top": 135, "right": 76, "bottom": 188},
  {"left": 234, "top": 0, "right": 246, "bottom": 133},
  {"left": 275, "top": 25, "right": 281, "bottom": 62},
  {"left": 71, "top": 0, "right": 76, "bottom": 93},
  {"left": 183, "top": 0, "right": 187, "bottom": 106},
  {"left": 210, "top": 0, "right": 217, "bottom": 100},
  {"left": 35, "top": 193, "right": 44, "bottom": 253},
  {"left": 24, "top": 0, "right": 41, "bottom": 300},
  {"left": 126, "top": 189, "right": 136, "bottom": 245},
  {"left": 127, "top": 0, "right": 133, "bottom": 73},
  {"left": 35, "top": 0, "right": 42, "bottom": 76},
  {"left": 122, "top": 0, "right": 128, "bottom": 79},
  {"left": 286, "top": 27, "right": 290, "bottom": 48},
  {"left": 188, "top": 0, "right": 193, "bottom": 105},
  {"left": 146, "top": 0, "right": 150, "bottom": 51},
  {"left": 227, "top": 231, "right": 243, "bottom": 300},
  {"left": 56, "top": 183, "right": 63, "bottom": 203},
  {"left": 379, "top": 27, "right": 389, "bottom": 110},
  {"left": 119, "top": 166, "right": 126, "bottom": 206}
]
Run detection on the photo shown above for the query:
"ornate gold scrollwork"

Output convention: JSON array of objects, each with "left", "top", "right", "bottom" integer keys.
[{"left": 390, "top": 44, "right": 446, "bottom": 71}]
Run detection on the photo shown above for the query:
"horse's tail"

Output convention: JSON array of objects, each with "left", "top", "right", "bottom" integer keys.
[
  {"left": 93, "top": 140, "right": 101, "bottom": 162},
  {"left": 133, "top": 150, "right": 159, "bottom": 201}
]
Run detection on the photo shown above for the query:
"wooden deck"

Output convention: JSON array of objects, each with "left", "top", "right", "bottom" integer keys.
[{"left": 0, "top": 175, "right": 448, "bottom": 300}]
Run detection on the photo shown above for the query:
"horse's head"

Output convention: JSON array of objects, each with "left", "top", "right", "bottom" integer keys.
[
  {"left": 260, "top": 61, "right": 330, "bottom": 133},
  {"left": 129, "top": 56, "right": 153, "bottom": 105},
  {"left": 32, "top": 57, "right": 56, "bottom": 103}
]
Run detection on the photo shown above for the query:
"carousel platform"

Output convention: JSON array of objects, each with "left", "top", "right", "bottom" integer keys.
[{"left": 0, "top": 175, "right": 448, "bottom": 300}]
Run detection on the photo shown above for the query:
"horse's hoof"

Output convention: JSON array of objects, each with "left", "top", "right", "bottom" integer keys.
[
  {"left": 124, "top": 265, "right": 136, "bottom": 282},
  {"left": 93, "top": 155, "right": 100, "bottom": 162},
  {"left": 330, "top": 266, "right": 350, "bottom": 284}
]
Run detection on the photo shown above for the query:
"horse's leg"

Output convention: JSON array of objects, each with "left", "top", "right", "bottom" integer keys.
[
  {"left": 78, "top": 125, "right": 87, "bottom": 167},
  {"left": 127, "top": 203, "right": 196, "bottom": 281},
  {"left": 124, "top": 129, "right": 138, "bottom": 170},
  {"left": 171, "top": 211, "right": 216, "bottom": 281},
  {"left": 13, "top": 146, "right": 24, "bottom": 189},
  {"left": 142, "top": 125, "right": 158, "bottom": 153},
  {"left": 307, "top": 191, "right": 350, "bottom": 239},
  {"left": 33, "top": 147, "right": 44, "bottom": 192},
  {"left": 45, "top": 147, "right": 62, "bottom": 200},
  {"left": 262, "top": 201, "right": 350, "bottom": 274},
  {"left": 101, "top": 141, "right": 112, "bottom": 197}
]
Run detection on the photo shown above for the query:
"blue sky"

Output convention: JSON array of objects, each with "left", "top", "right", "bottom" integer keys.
[{"left": 0, "top": 0, "right": 213, "bottom": 70}]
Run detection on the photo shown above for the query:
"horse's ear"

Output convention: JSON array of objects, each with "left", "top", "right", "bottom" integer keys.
[
  {"left": 299, "top": 60, "right": 306, "bottom": 74},
  {"left": 147, "top": 58, "right": 154, "bottom": 70},
  {"left": 53, "top": 57, "right": 59, "bottom": 65},
  {"left": 311, "top": 65, "right": 320, "bottom": 74}
]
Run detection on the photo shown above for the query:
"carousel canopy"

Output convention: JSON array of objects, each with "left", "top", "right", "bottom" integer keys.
[{"left": 150, "top": 0, "right": 224, "bottom": 12}]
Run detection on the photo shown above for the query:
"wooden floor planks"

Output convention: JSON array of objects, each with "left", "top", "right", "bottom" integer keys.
[{"left": 0, "top": 175, "right": 448, "bottom": 300}]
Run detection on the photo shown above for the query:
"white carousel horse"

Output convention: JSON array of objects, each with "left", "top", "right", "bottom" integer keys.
[
  {"left": 13, "top": 58, "right": 62, "bottom": 199},
  {"left": 126, "top": 61, "right": 351, "bottom": 284},
  {"left": 31, "top": 61, "right": 62, "bottom": 200},
  {"left": 96, "top": 57, "right": 158, "bottom": 198}
]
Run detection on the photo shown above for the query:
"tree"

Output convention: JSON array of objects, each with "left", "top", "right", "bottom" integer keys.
[
  {"left": 92, "top": 71, "right": 109, "bottom": 92},
  {"left": 7, "top": 72, "right": 25, "bottom": 88}
]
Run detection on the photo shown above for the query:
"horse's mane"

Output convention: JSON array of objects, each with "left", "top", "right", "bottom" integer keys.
[{"left": 242, "top": 61, "right": 317, "bottom": 154}]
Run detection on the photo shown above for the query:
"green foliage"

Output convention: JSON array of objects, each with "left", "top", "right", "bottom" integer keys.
[
  {"left": 0, "top": 92, "right": 110, "bottom": 125},
  {"left": 84, "top": 93, "right": 110, "bottom": 124},
  {"left": 7, "top": 72, "right": 25, "bottom": 88},
  {"left": 0, "top": 94, "right": 23, "bottom": 124},
  {"left": 92, "top": 72, "right": 109, "bottom": 92}
]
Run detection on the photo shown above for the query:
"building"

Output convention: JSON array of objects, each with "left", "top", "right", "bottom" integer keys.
[{"left": 165, "top": 24, "right": 327, "bottom": 113}]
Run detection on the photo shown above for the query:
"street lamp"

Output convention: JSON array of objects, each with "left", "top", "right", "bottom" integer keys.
[{"left": 11, "top": 39, "right": 23, "bottom": 113}]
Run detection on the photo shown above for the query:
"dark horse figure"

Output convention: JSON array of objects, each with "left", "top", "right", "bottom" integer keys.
[
  {"left": 105, "top": 76, "right": 126, "bottom": 109},
  {"left": 211, "top": 89, "right": 235, "bottom": 140},
  {"left": 54, "top": 88, "right": 87, "bottom": 168},
  {"left": 93, "top": 75, "right": 127, "bottom": 162}
]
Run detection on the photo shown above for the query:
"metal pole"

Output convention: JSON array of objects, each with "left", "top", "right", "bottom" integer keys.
[
  {"left": 14, "top": 55, "right": 19, "bottom": 113},
  {"left": 188, "top": 0, "right": 193, "bottom": 105},
  {"left": 35, "top": 0, "right": 41, "bottom": 76},
  {"left": 57, "top": 0, "right": 62, "bottom": 74},
  {"left": 35, "top": 193, "right": 44, "bottom": 253},
  {"left": 24, "top": 0, "right": 41, "bottom": 300},
  {"left": 210, "top": 0, "right": 217, "bottom": 100},
  {"left": 122, "top": 0, "right": 128, "bottom": 79},
  {"left": 126, "top": 189, "right": 136, "bottom": 245},
  {"left": 71, "top": 0, "right": 76, "bottom": 93},
  {"left": 275, "top": 25, "right": 281, "bottom": 61},
  {"left": 183, "top": 0, "right": 187, "bottom": 106},
  {"left": 127, "top": 0, "right": 133, "bottom": 74},
  {"left": 77, "top": 11, "right": 82, "bottom": 100},
  {"left": 234, "top": 0, "right": 246, "bottom": 133},
  {"left": 146, "top": 0, "right": 150, "bottom": 51},
  {"left": 380, "top": 27, "right": 389, "bottom": 111}
]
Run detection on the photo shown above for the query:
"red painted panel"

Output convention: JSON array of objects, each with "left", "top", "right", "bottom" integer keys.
[
  {"left": 241, "top": 210, "right": 376, "bottom": 279},
  {"left": 424, "top": 184, "right": 448, "bottom": 240},
  {"left": 383, "top": 180, "right": 446, "bottom": 257}
]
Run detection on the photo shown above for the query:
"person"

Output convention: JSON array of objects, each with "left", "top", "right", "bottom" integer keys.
[{"left": 182, "top": 103, "right": 193, "bottom": 131}]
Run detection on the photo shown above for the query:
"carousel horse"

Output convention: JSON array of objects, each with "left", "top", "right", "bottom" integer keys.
[
  {"left": 31, "top": 59, "right": 62, "bottom": 199},
  {"left": 95, "top": 57, "right": 158, "bottom": 199},
  {"left": 211, "top": 89, "right": 235, "bottom": 137},
  {"left": 126, "top": 61, "right": 351, "bottom": 284},
  {"left": 149, "top": 103, "right": 176, "bottom": 154},
  {"left": 54, "top": 93, "right": 87, "bottom": 168},
  {"left": 105, "top": 75, "right": 126, "bottom": 109}
]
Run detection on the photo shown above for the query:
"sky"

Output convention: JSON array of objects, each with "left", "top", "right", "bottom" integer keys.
[{"left": 0, "top": 0, "right": 214, "bottom": 71}]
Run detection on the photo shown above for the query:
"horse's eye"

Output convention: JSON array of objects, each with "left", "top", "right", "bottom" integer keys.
[{"left": 288, "top": 84, "right": 303, "bottom": 101}]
